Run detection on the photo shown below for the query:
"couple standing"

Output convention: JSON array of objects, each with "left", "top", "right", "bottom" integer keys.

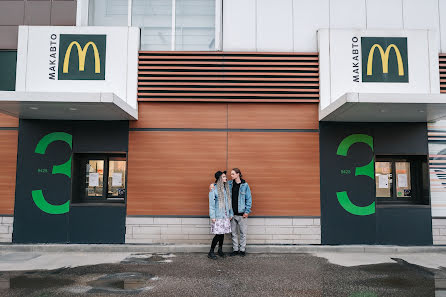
[{"left": 208, "top": 168, "right": 253, "bottom": 260}]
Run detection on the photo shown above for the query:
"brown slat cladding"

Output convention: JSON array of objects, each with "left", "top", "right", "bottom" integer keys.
[
  {"left": 138, "top": 52, "right": 319, "bottom": 102},
  {"left": 127, "top": 131, "right": 226, "bottom": 216},
  {"left": 127, "top": 102, "right": 320, "bottom": 216},
  {"left": 0, "top": 114, "right": 18, "bottom": 127},
  {"left": 228, "top": 103, "right": 319, "bottom": 130},
  {"left": 130, "top": 102, "right": 227, "bottom": 129},
  {"left": 440, "top": 54, "right": 446, "bottom": 93},
  {"left": 0, "top": 130, "right": 18, "bottom": 214},
  {"left": 228, "top": 132, "right": 320, "bottom": 216}
]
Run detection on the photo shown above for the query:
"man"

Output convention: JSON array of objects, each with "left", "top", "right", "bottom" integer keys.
[{"left": 210, "top": 168, "right": 252, "bottom": 256}]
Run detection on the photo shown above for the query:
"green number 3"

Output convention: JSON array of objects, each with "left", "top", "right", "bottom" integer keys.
[
  {"left": 336, "top": 134, "right": 375, "bottom": 216},
  {"left": 32, "top": 132, "right": 72, "bottom": 215}
]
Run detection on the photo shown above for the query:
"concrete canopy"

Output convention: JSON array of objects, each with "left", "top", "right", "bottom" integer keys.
[
  {"left": 319, "top": 93, "right": 446, "bottom": 123},
  {"left": 0, "top": 91, "right": 137, "bottom": 120}
]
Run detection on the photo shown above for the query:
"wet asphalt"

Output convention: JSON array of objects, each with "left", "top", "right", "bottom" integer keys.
[{"left": 0, "top": 252, "right": 441, "bottom": 296}]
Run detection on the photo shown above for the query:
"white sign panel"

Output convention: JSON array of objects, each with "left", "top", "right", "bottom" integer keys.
[
  {"left": 378, "top": 174, "right": 389, "bottom": 189},
  {"left": 318, "top": 29, "right": 440, "bottom": 110},
  {"left": 112, "top": 172, "right": 123, "bottom": 187},
  {"left": 89, "top": 173, "right": 99, "bottom": 187},
  {"left": 16, "top": 26, "right": 140, "bottom": 109}
]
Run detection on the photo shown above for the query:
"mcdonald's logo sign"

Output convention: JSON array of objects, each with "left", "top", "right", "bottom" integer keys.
[
  {"left": 361, "top": 37, "right": 408, "bottom": 83},
  {"left": 58, "top": 34, "right": 106, "bottom": 80}
]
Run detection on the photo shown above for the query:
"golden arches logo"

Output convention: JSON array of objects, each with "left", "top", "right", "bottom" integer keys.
[
  {"left": 366, "top": 44, "right": 404, "bottom": 76},
  {"left": 62, "top": 41, "right": 101, "bottom": 74}
]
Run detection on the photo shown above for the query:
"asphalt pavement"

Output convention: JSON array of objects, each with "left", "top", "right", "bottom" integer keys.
[{"left": 0, "top": 249, "right": 442, "bottom": 296}]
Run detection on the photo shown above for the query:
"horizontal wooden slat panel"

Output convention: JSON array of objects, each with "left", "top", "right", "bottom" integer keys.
[
  {"left": 138, "top": 98, "right": 319, "bottom": 103},
  {"left": 228, "top": 132, "right": 320, "bottom": 216},
  {"left": 138, "top": 52, "right": 319, "bottom": 102},
  {"left": 127, "top": 131, "right": 226, "bottom": 215},
  {"left": 228, "top": 103, "right": 319, "bottom": 130},
  {"left": 130, "top": 102, "right": 227, "bottom": 129},
  {"left": 0, "top": 130, "right": 18, "bottom": 214},
  {"left": 138, "top": 77, "right": 319, "bottom": 81},
  {"left": 139, "top": 82, "right": 320, "bottom": 87}
]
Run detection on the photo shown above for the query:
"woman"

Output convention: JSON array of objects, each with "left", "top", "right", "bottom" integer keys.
[{"left": 208, "top": 170, "right": 233, "bottom": 260}]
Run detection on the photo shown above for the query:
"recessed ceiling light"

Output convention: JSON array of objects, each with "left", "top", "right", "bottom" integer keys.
[
  {"left": 418, "top": 110, "right": 425, "bottom": 113},
  {"left": 69, "top": 107, "right": 78, "bottom": 111},
  {"left": 29, "top": 107, "right": 38, "bottom": 110},
  {"left": 380, "top": 109, "right": 387, "bottom": 113}
]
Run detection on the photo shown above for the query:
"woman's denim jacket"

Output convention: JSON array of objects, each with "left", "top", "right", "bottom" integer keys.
[
  {"left": 209, "top": 187, "right": 234, "bottom": 220},
  {"left": 228, "top": 179, "right": 252, "bottom": 214}
]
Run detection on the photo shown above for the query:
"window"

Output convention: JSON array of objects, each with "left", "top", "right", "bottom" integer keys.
[
  {"left": 88, "top": 0, "right": 220, "bottom": 51},
  {"left": 73, "top": 154, "right": 127, "bottom": 203},
  {"left": 375, "top": 156, "right": 429, "bottom": 205},
  {"left": 89, "top": 0, "right": 129, "bottom": 26}
]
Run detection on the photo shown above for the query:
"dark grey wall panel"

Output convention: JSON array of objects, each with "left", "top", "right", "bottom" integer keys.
[
  {"left": 320, "top": 122, "right": 376, "bottom": 244},
  {"left": 13, "top": 120, "right": 72, "bottom": 243},
  {"left": 13, "top": 120, "right": 128, "bottom": 244},
  {"left": 73, "top": 121, "right": 129, "bottom": 153},
  {"left": 69, "top": 205, "right": 126, "bottom": 244},
  {"left": 376, "top": 207, "right": 433, "bottom": 245},
  {"left": 0, "top": 51, "right": 17, "bottom": 91},
  {"left": 320, "top": 122, "right": 432, "bottom": 245},
  {"left": 374, "top": 123, "right": 428, "bottom": 155}
]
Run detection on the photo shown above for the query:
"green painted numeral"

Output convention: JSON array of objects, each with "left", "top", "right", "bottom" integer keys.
[
  {"left": 336, "top": 134, "right": 375, "bottom": 216},
  {"left": 32, "top": 132, "right": 72, "bottom": 215}
]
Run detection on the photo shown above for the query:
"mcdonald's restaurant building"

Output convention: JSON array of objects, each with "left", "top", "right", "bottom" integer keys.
[{"left": 1, "top": 0, "right": 446, "bottom": 246}]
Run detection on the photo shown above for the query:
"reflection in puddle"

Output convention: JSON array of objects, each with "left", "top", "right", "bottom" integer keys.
[{"left": 87, "top": 272, "right": 154, "bottom": 293}]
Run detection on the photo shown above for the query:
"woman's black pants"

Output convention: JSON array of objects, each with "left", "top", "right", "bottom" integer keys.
[{"left": 210, "top": 234, "right": 224, "bottom": 251}]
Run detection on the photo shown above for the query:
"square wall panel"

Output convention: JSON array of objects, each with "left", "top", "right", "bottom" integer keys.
[
  {"left": 50, "top": 0, "right": 76, "bottom": 25},
  {"left": 0, "top": 26, "right": 19, "bottom": 49},
  {"left": 25, "top": 1, "right": 51, "bottom": 25},
  {"left": 0, "top": 1, "right": 24, "bottom": 26}
]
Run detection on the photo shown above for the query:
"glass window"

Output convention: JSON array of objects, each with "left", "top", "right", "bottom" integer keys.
[
  {"left": 108, "top": 158, "right": 126, "bottom": 199},
  {"left": 89, "top": 0, "right": 128, "bottom": 26},
  {"left": 376, "top": 161, "right": 392, "bottom": 198},
  {"left": 132, "top": 0, "right": 217, "bottom": 51},
  {"left": 375, "top": 156, "right": 428, "bottom": 205},
  {"left": 73, "top": 154, "right": 127, "bottom": 203},
  {"left": 175, "top": 0, "right": 215, "bottom": 51},
  {"left": 396, "top": 162, "right": 411, "bottom": 198},
  {"left": 86, "top": 160, "right": 104, "bottom": 198},
  {"left": 132, "top": 0, "right": 173, "bottom": 50}
]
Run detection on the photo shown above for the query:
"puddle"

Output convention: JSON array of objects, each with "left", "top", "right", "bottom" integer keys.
[
  {"left": 86, "top": 272, "right": 154, "bottom": 293},
  {"left": 9, "top": 275, "right": 75, "bottom": 289}
]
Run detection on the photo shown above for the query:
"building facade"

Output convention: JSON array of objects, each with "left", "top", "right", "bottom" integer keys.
[{"left": 0, "top": 0, "right": 445, "bottom": 245}]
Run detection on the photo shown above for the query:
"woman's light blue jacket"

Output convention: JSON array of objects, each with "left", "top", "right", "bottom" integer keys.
[{"left": 209, "top": 186, "right": 234, "bottom": 219}]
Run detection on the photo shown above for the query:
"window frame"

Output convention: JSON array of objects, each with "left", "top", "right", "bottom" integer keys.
[
  {"left": 375, "top": 155, "right": 428, "bottom": 205},
  {"left": 72, "top": 153, "right": 128, "bottom": 204},
  {"left": 82, "top": 0, "right": 223, "bottom": 51}
]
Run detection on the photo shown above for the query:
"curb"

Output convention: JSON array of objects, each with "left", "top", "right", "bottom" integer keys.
[{"left": 0, "top": 244, "right": 445, "bottom": 253}]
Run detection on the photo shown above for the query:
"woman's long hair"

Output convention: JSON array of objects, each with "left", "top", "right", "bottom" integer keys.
[{"left": 216, "top": 175, "right": 231, "bottom": 210}]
